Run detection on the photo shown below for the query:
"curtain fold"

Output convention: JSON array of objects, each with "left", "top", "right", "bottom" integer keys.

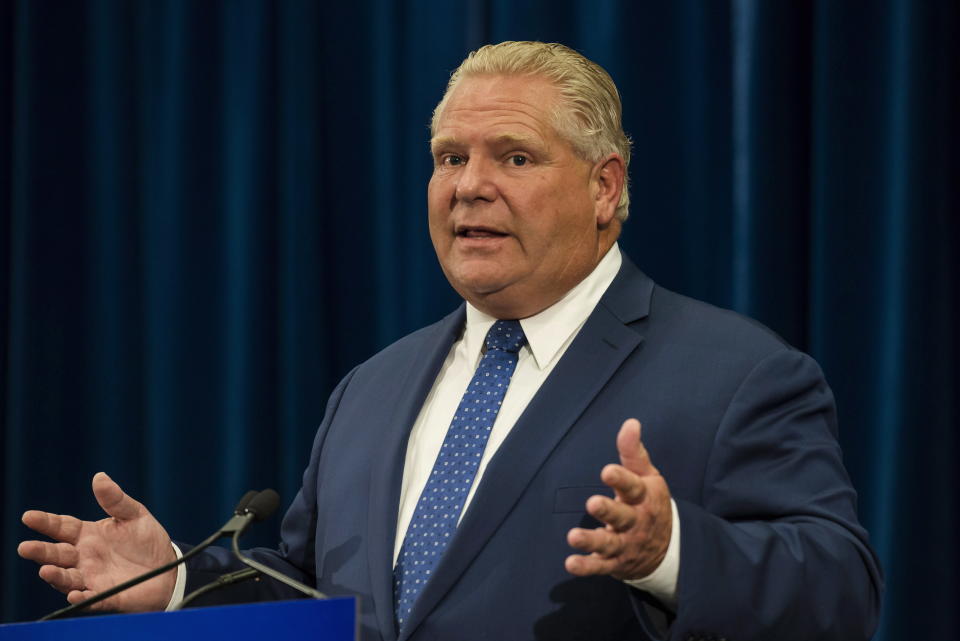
[{"left": 2, "top": 2, "right": 957, "bottom": 638}]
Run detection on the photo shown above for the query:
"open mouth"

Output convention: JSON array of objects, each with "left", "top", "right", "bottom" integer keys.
[{"left": 456, "top": 226, "right": 508, "bottom": 239}]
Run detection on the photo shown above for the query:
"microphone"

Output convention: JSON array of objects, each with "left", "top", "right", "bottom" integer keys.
[
  {"left": 39, "top": 490, "right": 265, "bottom": 621},
  {"left": 244, "top": 488, "right": 280, "bottom": 521},
  {"left": 229, "top": 489, "right": 327, "bottom": 600},
  {"left": 232, "top": 490, "right": 259, "bottom": 516}
]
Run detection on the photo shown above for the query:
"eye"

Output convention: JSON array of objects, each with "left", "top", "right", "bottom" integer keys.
[
  {"left": 508, "top": 155, "right": 528, "bottom": 167},
  {"left": 440, "top": 154, "right": 465, "bottom": 167}
]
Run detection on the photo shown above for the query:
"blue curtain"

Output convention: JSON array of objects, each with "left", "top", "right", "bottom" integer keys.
[{"left": 2, "top": 2, "right": 957, "bottom": 638}]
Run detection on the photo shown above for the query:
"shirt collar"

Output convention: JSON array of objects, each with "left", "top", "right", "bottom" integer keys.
[{"left": 463, "top": 244, "right": 623, "bottom": 370}]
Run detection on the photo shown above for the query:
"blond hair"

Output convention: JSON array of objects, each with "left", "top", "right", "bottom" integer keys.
[{"left": 431, "top": 41, "right": 632, "bottom": 222}]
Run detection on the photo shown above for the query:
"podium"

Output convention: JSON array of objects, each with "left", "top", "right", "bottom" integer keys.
[{"left": 0, "top": 598, "right": 358, "bottom": 640}]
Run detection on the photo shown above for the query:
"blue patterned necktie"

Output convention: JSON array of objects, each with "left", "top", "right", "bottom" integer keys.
[{"left": 393, "top": 319, "right": 527, "bottom": 629}]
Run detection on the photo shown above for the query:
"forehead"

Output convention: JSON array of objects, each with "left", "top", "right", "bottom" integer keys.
[{"left": 432, "top": 74, "right": 563, "bottom": 144}]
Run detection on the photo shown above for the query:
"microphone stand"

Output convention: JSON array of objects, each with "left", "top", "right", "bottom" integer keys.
[
  {"left": 174, "top": 567, "right": 262, "bottom": 610},
  {"left": 230, "top": 528, "right": 327, "bottom": 600}
]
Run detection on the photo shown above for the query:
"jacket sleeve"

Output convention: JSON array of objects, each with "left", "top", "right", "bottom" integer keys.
[{"left": 662, "top": 349, "right": 883, "bottom": 641}]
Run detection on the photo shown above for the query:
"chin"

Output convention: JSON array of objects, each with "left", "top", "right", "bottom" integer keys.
[
  {"left": 459, "top": 285, "right": 547, "bottom": 319},
  {"left": 448, "top": 266, "right": 513, "bottom": 295},
  {"left": 455, "top": 281, "right": 509, "bottom": 303}
]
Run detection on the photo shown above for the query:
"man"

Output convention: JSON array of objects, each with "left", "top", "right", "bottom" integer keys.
[{"left": 19, "top": 41, "right": 882, "bottom": 640}]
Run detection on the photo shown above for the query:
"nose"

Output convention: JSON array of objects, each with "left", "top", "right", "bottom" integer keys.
[{"left": 454, "top": 157, "right": 498, "bottom": 203}]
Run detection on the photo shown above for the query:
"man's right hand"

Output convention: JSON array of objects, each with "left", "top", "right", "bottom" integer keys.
[{"left": 17, "top": 472, "right": 177, "bottom": 613}]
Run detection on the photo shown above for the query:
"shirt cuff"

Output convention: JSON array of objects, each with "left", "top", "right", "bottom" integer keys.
[
  {"left": 164, "top": 542, "right": 187, "bottom": 611},
  {"left": 623, "top": 498, "right": 679, "bottom": 610}
]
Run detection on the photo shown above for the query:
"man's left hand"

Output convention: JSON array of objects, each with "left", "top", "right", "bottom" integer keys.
[{"left": 565, "top": 419, "right": 672, "bottom": 580}]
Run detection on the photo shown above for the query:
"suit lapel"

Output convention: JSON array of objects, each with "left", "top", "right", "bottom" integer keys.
[
  {"left": 399, "top": 258, "right": 654, "bottom": 639},
  {"left": 366, "top": 307, "right": 465, "bottom": 641}
]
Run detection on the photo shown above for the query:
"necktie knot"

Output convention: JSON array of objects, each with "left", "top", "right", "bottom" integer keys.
[{"left": 485, "top": 320, "right": 526, "bottom": 354}]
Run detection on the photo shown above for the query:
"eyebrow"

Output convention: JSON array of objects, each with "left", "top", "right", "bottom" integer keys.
[{"left": 430, "top": 133, "right": 541, "bottom": 151}]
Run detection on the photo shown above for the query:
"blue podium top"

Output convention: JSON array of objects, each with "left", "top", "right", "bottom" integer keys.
[{"left": 0, "top": 597, "right": 357, "bottom": 641}]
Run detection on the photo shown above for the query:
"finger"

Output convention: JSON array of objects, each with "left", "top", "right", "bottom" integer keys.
[
  {"left": 17, "top": 540, "right": 79, "bottom": 567},
  {"left": 67, "top": 589, "right": 99, "bottom": 606},
  {"left": 38, "top": 565, "right": 86, "bottom": 594},
  {"left": 586, "top": 494, "right": 637, "bottom": 531},
  {"left": 600, "top": 464, "right": 647, "bottom": 504},
  {"left": 616, "top": 419, "right": 657, "bottom": 477},
  {"left": 92, "top": 472, "right": 142, "bottom": 521},
  {"left": 21, "top": 511, "right": 83, "bottom": 544},
  {"left": 567, "top": 526, "right": 623, "bottom": 558},
  {"left": 564, "top": 553, "right": 620, "bottom": 577}
]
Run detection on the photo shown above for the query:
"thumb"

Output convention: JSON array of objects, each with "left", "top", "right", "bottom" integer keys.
[
  {"left": 616, "top": 419, "right": 657, "bottom": 477},
  {"left": 92, "top": 472, "right": 143, "bottom": 521}
]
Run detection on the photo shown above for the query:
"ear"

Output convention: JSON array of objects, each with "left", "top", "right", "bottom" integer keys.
[{"left": 591, "top": 154, "right": 626, "bottom": 226}]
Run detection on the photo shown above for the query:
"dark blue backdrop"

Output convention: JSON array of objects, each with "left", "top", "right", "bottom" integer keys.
[{"left": 2, "top": 2, "right": 957, "bottom": 639}]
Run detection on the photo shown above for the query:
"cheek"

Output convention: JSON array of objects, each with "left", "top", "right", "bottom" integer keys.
[
  {"left": 428, "top": 218, "right": 450, "bottom": 261},
  {"left": 427, "top": 185, "right": 447, "bottom": 225},
  {"left": 427, "top": 173, "right": 452, "bottom": 204},
  {"left": 530, "top": 208, "right": 596, "bottom": 263},
  {"left": 427, "top": 183, "right": 455, "bottom": 223}
]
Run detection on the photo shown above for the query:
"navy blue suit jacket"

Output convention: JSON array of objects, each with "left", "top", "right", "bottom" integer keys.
[{"left": 186, "top": 256, "right": 882, "bottom": 640}]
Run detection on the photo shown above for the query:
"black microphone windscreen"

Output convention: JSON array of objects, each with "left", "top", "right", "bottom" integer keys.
[
  {"left": 247, "top": 489, "right": 280, "bottom": 521},
  {"left": 234, "top": 490, "right": 259, "bottom": 514}
]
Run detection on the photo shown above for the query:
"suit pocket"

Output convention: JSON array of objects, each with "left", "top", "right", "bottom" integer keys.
[{"left": 553, "top": 485, "right": 613, "bottom": 513}]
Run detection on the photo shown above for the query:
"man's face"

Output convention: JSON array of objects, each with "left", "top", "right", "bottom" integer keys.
[{"left": 428, "top": 74, "right": 621, "bottom": 319}]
